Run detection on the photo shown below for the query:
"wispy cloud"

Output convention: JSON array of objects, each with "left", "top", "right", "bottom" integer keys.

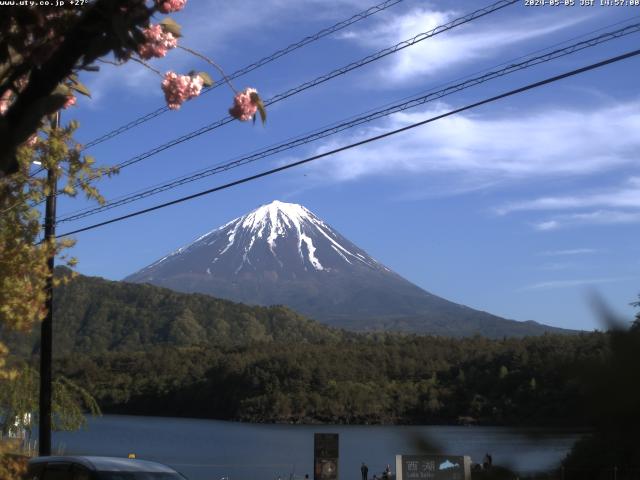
[
  {"left": 83, "top": 60, "right": 160, "bottom": 105},
  {"left": 498, "top": 177, "right": 640, "bottom": 215},
  {"left": 169, "top": 0, "right": 384, "bottom": 58},
  {"left": 500, "top": 176, "right": 640, "bottom": 230},
  {"left": 540, "top": 248, "right": 598, "bottom": 256},
  {"left": 536, "top": 262, "right": 575, "bottom": 271},
  {"left": 521, "top": 276, "right": 631, "bottom": 291},
  {"left": 532, "top": 210, "right": 640, "bottom": 231},
  {"left": 341, "top": 7, "right": 589, "bottom": 83},
  {"left": 306, "top": 101, "right": 640, "bottom": 183}
]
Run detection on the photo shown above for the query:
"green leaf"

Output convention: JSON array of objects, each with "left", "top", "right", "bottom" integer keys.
[
  {"left": 7, "top": 45, "right": 23, "bottom": 65},
  {"left": 198, "top": 72, "right": 214, "bottom": 87},
  {"left": 0, "top": 61, "right": 15, "bottom": 83},
  {"left": 70, "top": 80, "right": 91, "bottom": 98},
  {"left": 160, "top": 17, "right": 182, "bottom": 37},
  {"left": 62, "top": 184, "right": 76, "bottom": 196},
  {"left": 250, "top": 92, "right": 267, "bottom": 125},
  {"left": 53, "top": 84, "right": 72, "bottom": 96}
]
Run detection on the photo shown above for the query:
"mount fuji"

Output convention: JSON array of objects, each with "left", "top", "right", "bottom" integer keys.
[{"left": 125, "top": 201, "right": 569, "bottom": 337}]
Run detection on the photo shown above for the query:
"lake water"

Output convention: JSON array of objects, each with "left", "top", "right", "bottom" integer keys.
[{"left": 52, "top": 415, "right": 581, "bottom": 480}]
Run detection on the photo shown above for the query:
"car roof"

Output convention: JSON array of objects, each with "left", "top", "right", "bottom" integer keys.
[{"left": 28, "top": 456, "right": 178, "bottom": 473}]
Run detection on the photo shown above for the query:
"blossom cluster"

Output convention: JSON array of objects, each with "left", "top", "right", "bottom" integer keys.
[
  {"left": 138, "top": 24, "right": 178, "bottom": 59},
  {"left": 229, "top": 88, "right": 259, "bottom": 121},
  {"left": 156, "top": 0, "right": 187, "bottom": 13},
  {"left": 0, "top": 90, "right": 11, "bottom": 115},
  {"left": 63, "top": 95, "right": 76, "bottom": 109},
  {"left": 161, "top": 72, "right": 203, "bottom": 110}
]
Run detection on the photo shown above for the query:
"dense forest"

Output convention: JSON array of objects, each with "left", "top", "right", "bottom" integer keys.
[{"left": 51, "top": 333, "right": 607, "bottom": 426}]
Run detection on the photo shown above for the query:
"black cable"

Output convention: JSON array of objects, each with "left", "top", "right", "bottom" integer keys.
[
  {"left": 81, "top": 0, "right": 404, "bottom": 150},
  {"left": 55, "top": 48, "right": 640, "bottom": 239},
  {"left": 55, "top": 22, "right": 640, "bottom": 224},
  {"left": 45, "top": 0, "right": 517, "bottom": 205},
  {"left": 29, "top": 166, "right": 46, "bottom": 178}
]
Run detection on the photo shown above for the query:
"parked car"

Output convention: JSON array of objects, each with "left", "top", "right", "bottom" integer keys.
[{"left": 26, "top": 456, "right": 188, "bottom": 480}]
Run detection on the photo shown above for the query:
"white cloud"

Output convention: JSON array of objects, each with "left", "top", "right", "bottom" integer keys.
[
  {"left": 536, "top": 262, "right": 575, "bottom": 271},
  {"left": 497, "top": 177, "right": 640, "bottom": 230},
  {"left": 305, "top": 101, "right": 640, "bottom": 183},
  {"left": 532, "top": 210, "right": 640, "bottom": 231},
  {"left": 498, "top": 177, "right": 640, "bottom": 215},
  {"left": 342, "top": 7, "right": 589, "bottom": 83},
  {"left": 83, "top": 60, "right": 160, "bottom": 105},
  {"left": 535, "top": 220, "right": 560, "bottom": 231},
  {"left": 521, "top": 276, "right": 631, "bottom": 291},
  {"left": 540, "top": 248, "right": 598, "bottom": 256},
  {"left": 180, "top": 0, "right": 378, "bottom": 53}
]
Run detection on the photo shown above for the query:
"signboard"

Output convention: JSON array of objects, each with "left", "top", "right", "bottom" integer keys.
[
  {"left": 396, "top": 455, "right": 470, "bottom": 480},
  {"left": 314, "top": 433, "right": 339, "bottom": 480}
]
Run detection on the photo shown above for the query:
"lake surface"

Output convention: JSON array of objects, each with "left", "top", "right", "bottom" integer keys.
[{"left": 52, "top": 415, "right": 581, "bottom": 480}]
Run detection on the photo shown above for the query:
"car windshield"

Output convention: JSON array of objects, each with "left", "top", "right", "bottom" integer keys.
[{"left": 96, "top": 473, "right": 186, "bottom": 480}]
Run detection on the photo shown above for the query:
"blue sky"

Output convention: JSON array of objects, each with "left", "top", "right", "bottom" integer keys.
[{"left": 55, "top": 0, "right": 640, "bottom": 331}]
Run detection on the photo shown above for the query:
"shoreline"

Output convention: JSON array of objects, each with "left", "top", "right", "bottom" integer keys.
[{"left": 91, "top": 411, "right": 592, "bottom": 431}]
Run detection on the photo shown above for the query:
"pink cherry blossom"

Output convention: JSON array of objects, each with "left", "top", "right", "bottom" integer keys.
[
  {"left": 0, "top": 90, "right": 11, "bottom": 115},
  {"left": 138, "top": 24, "right": 177, "bottom": 60},
  {"left": 229, "top": 88, "right": 259, "bottom": 122},
  {"left": 63, "top": 95, "right": 76, "bottom": 109},
  {"left": 161, "top": 71, "right": 203, "bottom": 110},
  {"left": 156, "top": 0, "right": 187, "bottom": 13}
]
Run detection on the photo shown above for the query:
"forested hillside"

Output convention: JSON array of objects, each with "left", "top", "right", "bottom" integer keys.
[
  {"left": 6, "top": 269, "right": 345, "bottom": 357},
  {"left": 54, "top": 332, "right": 607, "bottom": 426}
]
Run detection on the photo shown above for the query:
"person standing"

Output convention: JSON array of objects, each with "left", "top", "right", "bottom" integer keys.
[
  {"left": 361, "top": 463, "right": 369, "bottom": 480},
  {"left": 482, "top": 453, "right": 492, "bottom": 470}
]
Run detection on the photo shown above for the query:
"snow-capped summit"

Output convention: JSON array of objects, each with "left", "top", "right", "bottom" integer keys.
[
  {"left": 135, "top": 200, "right": 384, "bottom": 279},
  {"left": 125, "top": 201, "right": 566, "bottom": 337}
]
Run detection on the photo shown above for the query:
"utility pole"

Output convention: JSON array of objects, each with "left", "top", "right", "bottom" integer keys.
[{"left": 39, "top": 112, "right": 59, "bottom": 456}]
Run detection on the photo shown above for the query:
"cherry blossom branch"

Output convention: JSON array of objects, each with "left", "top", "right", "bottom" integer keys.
[
  {"left": 130, "top": 57, "right": 163, "bottom": 77},
  {"left": 96, "top": 59, "right": 126, "bottom": 67},
  {"left": 178, "top": 45, "right": 238, "bottom": 94}
]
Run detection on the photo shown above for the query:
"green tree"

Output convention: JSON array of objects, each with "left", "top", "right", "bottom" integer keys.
[
  {"left": 0, "top": 120, "right": 114, "bottom": 379},
  {"left": 631, "top": 293, "right": 640, "bottom": 330},
  {"left": 0, "top": 364, "right": 100, "bottom": 437}
]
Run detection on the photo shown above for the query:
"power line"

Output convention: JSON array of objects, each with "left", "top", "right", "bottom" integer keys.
[
  {"left": 30, "top": 166, "right": 46, "bottom": 177},
  {"left": 47, "top": 0, "right": 517, "bottom": 204},
  {"left": 82, "top": 0, "right": 404, "bottom": 150},
  {"left": 55, "top": 22, "right": 640, "bottom": 224},
  {"left": 55, "top": 48, "right": 640, "bottom": 239}
]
